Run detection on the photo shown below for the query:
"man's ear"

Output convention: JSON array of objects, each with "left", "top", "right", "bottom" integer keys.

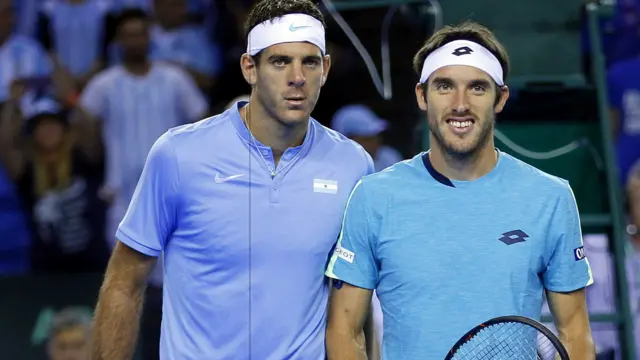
[
  {"left": 494, "top": 85, "right": 510, "bottom": 114},
  {"left": 321, "top": 54, "right": 331, "bottom": 87},
  {"left": 240, "top": 53, "right": 257, "bottom": 86}
]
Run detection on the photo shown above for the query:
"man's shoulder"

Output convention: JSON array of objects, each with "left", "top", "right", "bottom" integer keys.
[
  {"left": 165, "top": 111, "right": 234, "bottom": 151},
  {"left": 154, "top": 62, "right": 191, "bottom": 82},
  {"left": 500, "top": 151, "right": 571, "bottom": 196},
  {"left": 313, "top": 120, "right": 373, "bottom": 172},
  {"left": 358, "top": 156, "right": 420, "bottom": 193},
  {"left": 88, "top": 66, "right": 125, "bottom": 88}
]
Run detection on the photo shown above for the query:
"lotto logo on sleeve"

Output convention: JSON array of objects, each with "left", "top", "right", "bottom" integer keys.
[
  {"left": 335, "top": 246, "right": 355, "bottom": 263},
  {"left": 574, "top": 246, "right": 586, "bottom": 261}
]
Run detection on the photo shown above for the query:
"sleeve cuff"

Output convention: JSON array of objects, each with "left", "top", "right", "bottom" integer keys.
[
  {"left": 325, "top": 270, "right": 376, "bottom": 290},
  {"left": 116, "top": 228, "right": 162, "bottom": 257},
  {"left": 545, "top": 273, "right": 594, "bottom": 293}
]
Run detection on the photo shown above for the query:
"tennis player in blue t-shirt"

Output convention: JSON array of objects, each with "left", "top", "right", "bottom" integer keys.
[
  {"left": 90, "top": 1, "right": 375, "bottom": 359},
  {"left": 325, "top": 22, "right": 596, "bottom": 360}
]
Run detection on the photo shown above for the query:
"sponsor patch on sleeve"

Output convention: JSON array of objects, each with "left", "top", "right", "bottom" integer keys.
[
  {"left": 574, "top": 246, "right": 586, "bottom": 261},
  {"left": 335, "top": 245, "right": 355, "bottom": 263}
]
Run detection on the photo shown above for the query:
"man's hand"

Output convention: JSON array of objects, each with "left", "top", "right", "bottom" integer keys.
[
  {"left": 326, "top": 280, "right": 373, "bottom": 360},
  {"left": 546, "top": 288, "right": 596, "bottom": 360}
]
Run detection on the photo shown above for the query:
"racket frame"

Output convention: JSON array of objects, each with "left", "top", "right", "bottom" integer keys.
[{"left": 444, "top": 315, "right": 570, "bottom": 360}]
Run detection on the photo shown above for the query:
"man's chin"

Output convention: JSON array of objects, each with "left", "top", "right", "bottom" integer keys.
[{"left": 278, "top": 109, "right": 310, "bottom": 125}]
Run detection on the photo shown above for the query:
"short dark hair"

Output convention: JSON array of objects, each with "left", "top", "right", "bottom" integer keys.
[
  {"left": 115, "top": 8, "right": 149, "bottom": 32},
  {"left": 412, "top": 21, "right": 510, "bottom": 85},
  {"left": 244, "top": 0, "right": 325, "bottom": 39}
]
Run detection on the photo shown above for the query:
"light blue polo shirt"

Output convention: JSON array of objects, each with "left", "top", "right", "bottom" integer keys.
[
  {"left": 117, "top": 101, "right": 373, "bottom": 359},
  {"left": 326, "top": 150, "right": 593, "bottom": 359}
]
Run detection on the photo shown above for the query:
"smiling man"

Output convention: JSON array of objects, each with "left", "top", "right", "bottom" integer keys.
[
  {"left": 90, "top": 0, "right": 374, "bottom": 359},
  {"left": 325, "top": 21, "right": 596, "bottom": 360}
]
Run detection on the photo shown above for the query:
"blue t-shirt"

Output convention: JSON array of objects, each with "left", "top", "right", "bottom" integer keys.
[
  {"left": 117, "top": 101, "right": 374, "bottom": 359},
  {"left": 326, "top": 150, "right": 593, "bottom": 359},
  {"left": 607, "top": 56, "right": 640, "bottom": 184}
]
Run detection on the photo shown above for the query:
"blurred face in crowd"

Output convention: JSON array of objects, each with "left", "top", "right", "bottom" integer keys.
[
  {"left": 118, "top": 18, "right": 150, "bottom": 63},
  {"left": 0, "top": 0, "right": 14, "bottom": 42},
  {"left": 32, "top": 116, "right": 66, "bottom": 152},
  {"left": 416, "top": 64, "right": 508, "bottom": 159},
  {"left": 47, "top": 325, "right": 90, "bottom": 360},
  {"left": 154, "top": 0, "right": 188, "bottom": 29},
  {"left": 350, "top": 134, "right": 381, "bottom": 158},
  {"left": 242, "top": 42, "right": 331, "bottom": 127}
]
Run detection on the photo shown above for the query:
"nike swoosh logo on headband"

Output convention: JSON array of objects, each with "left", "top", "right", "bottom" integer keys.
[{"left": 289, "top": 24, "right": 311, "bottom": 32}]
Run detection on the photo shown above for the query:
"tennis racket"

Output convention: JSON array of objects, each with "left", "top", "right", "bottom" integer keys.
[{"left": 444, "top": 315, "right": 569, "bottom": 360}]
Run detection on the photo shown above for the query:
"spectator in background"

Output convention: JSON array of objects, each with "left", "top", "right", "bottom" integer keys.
[
  {"left": 0, "top": 90, "right": 107, "bottom": 273},
  {"left": 0, "top": 0, "right": 54, "bottom": 274},
  {"left": 73, "top": 8, "right": 208, "bottom": 357},
  {"left": 0, "top": 0, "right": 52, "bottom": 103},
  {"left": 149, "top": 0, "right": 222, "bottom": 93},
  {"left": 47, "top": 307, "right": 91, "bottom": 360},
  {"left": 607, "top": 55, "right": 640, "bottom": 235},
  {"left": 36, "top": 0, "right": 111, "bottom": 91},
  {"left": 331, "top": 104, "right": 403, "bottom": 172}
]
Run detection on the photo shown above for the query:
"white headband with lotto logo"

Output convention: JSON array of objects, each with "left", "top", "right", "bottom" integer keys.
[
  {"left": 419, "top": 40, "right": 504, "bottom": 86},
  {"left": 247, "top": 13, "right": 326, "bottom": 56}
]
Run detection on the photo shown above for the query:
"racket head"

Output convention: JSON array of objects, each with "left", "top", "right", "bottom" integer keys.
[{"left": 444, "top": 315, "right": 569, "bottom": 360}]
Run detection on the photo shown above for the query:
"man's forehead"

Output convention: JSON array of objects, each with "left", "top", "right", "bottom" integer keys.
[
  {"left": 262, "top": 42, "right": 323, "bottom": 57},
  {"left": 429, "top": 65, "right": 493, "bottom": 83}
]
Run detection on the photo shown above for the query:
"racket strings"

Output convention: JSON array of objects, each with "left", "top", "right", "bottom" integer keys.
[{"left": 451, "top": 322, "right": 560, "bottom": 360}]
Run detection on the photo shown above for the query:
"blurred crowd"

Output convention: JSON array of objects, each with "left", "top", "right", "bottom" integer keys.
[
  {"left": 0, "top": 0, "right": 640, "bottom": 359},
  {"left": 0, "top": 0, "right": 407, "bottom": 278}
]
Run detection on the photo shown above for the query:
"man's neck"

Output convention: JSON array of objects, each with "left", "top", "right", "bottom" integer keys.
[
  {"left": 429, "top": 138, "right": 497, "bottom": 181},
  {"left": 240, "top": 100, "right": 308, "bottom": 162},
  {"left": 123, "top": 60, "right": 151, "bottom": 76}
]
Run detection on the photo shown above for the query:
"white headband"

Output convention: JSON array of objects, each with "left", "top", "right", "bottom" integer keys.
[
  {"left": 247, "top": 13, "right": 326, "bottom": 56},
  {"left": 419, "top": 40, "right": 504, "bottom": 86}
]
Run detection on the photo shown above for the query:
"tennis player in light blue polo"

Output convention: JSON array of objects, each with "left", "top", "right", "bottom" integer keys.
[
  {"left": 325, "top": 22, "right": 595, "bottom": 360},
  {"left": 90, "top": 2, "right": 373, "bottom": 359}
]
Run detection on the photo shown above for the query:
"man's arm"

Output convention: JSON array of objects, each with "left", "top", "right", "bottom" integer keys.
[
  {"left": 542, "top": 183, "right": 595, "bottom": 359},
  {"left": 327, "top": 282, "right": 373, "bottom": 360},
  {"left": 92, "top": 241, "right": 157, "bottom": 360},
  {"left": 363, "top": 304, "right": 380, "bottom": 360},
  {"left": 325, "top": 179, "right": 379, "bottom": 360},
  {"left": 546, "top": 288, "right": 595, "bottom": 359},
  {"left": 91, "top": 131, "right": 179, "bottom": 359}
]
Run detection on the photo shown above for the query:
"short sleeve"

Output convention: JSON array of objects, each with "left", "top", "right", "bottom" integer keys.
[
  {"left": 325, "top": 180, "right": 378, "bottom": 289},
  {"left": 80, "top": 74, "right": 108, "bottom": 119},
  {"left": 173, "top": 68, "right": 208, "bottom": 121},
  {"left": 116, "top": 131, "right": 180, "bottom": 256},
  {"left": 543, "top": 183, "right": 594, "bottom": 292}
]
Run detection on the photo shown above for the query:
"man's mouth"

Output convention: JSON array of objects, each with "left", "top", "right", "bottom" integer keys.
[{"left": 446, "top": 118, "right": 475, "bottom": 134}]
